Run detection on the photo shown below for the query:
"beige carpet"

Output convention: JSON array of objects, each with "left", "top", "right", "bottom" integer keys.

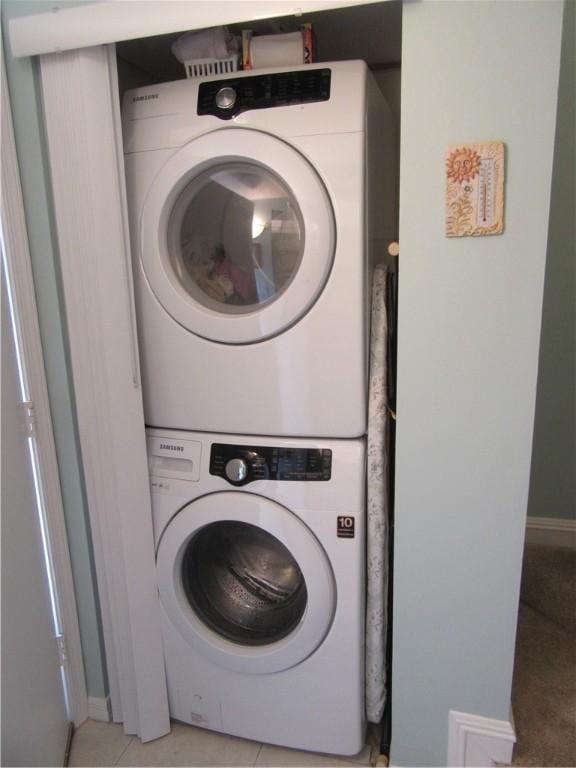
[{"left": 512, "top": 544, "right": 576, "bottom": 767}]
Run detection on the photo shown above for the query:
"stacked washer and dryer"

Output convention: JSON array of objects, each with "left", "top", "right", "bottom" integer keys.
[{"left": 123, "top": 60, "right": 395, "bottom": 756}]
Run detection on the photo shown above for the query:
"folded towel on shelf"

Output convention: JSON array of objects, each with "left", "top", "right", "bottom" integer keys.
[{"left": 171, "top": 27, "right": 239, "bottom": 63}]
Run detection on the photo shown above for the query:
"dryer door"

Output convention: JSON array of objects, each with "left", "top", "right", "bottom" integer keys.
[
  {"left": 156, "top": 492, "right": 335, "bottom": 673},
  {"left": 139, "top": 128, "right": 335, "bottom": 344}
]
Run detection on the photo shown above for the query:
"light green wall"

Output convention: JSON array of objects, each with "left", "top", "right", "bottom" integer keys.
[
  {"left": 2, "top": 0, "right": 570, "bottom": 745},
  {"left": 528, "top": 0, "right": 576, "bottom": 521},
  {"left": 392, "top": 2, "right": 563, "bottom": 765},
  {"left": 1, "top": 1, "right": 107, "bottom": 700}
]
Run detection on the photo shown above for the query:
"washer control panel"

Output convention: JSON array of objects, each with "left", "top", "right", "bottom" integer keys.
[
  {"left": 197, "top": 68, "right": 331, "bottom": 121},
  {"left": 210, "top": 443, "right": 332, "bottom": 486}
]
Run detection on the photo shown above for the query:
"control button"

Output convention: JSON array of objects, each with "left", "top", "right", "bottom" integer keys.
[
  {"left": 225, "top": 457, "right": 248, "bottom": 483},
  {"left": 215, "top": 86, "right": 237, "bottom": 110}
]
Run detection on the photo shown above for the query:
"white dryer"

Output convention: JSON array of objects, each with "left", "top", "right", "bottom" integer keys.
[
  {"left": 147, "top": 427, "right": 366, "bottom": 755},
  {"left": 124, "top": 61, "right": 395, "bottom": 438}
]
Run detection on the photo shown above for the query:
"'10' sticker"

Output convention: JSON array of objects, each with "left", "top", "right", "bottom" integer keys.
[{"left": 337, "top": 516, "right": 355, "bottom": 538}]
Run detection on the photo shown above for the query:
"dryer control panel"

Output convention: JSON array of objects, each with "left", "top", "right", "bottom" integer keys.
[
  {"left": 210, "top": 443, "right": 332, "bottom": 486},
  {"left": 197, "top": 68, "right": 331, "bottom": 121}
]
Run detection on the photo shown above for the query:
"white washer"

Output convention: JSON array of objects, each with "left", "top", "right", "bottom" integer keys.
[
  {"left": 124, "top": 61, "right": 395, "bottom": 437},
  {"left": 147, "top": 428, "right": 366, "bottom": 755}
]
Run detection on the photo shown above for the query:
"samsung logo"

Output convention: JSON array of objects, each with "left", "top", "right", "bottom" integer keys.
[
  {"left": 159, "top": 443, "right": 184, "bottom": 452},
  {"left": 133, "top": 94, "right": 159, "bottom": 103}
]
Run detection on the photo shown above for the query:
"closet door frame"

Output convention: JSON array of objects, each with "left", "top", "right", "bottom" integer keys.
[{"left": 17, "top": 0, "right": 379, "bottom": 742}]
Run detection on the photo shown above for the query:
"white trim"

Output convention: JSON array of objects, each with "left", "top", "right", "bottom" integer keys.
[
  {"left": 1, "top": 53, "right": 88, "bottom": 727},
  {"left": 87, "top": 696, "right": 112, "bottom": 723},
  {"left": 525, "top": 516, "right": 576, "bottom": 549},
  {"left": 8, "top": 0, "right": 383, "bottom": 58},
  {"left": 39, "top": 44, "right": 170, "bottom": 742},
  {"left": 448, "top": 710, "right": 516, "bottom": 768}
]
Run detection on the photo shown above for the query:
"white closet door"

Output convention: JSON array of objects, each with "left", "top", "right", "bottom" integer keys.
[
  {"left": 39, "top": 45, "right": 170, "bottom": 742},
  {"left": 1, "top": 278, "right": 70, "bottom": 767},
  {"left": 1, "top": 47, "right": 87, "bottom": 748}
]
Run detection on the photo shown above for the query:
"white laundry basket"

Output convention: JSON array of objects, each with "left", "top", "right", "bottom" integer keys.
[{"left": 184, "top": 56, "right": 239, "bottom": 79}]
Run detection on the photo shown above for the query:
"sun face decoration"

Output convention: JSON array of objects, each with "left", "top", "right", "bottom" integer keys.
[{"left": 446, "top": 147, "right": 482, "bottom": 184}]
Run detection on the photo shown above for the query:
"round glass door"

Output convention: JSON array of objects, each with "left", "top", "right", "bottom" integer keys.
[
  {"left": 168, "top": 163, "right": 304, "bottom": 314},
  {"left": 140, "top": 129, "right": 335, "bottom": 344},
  {"left": 181, "top": 521, "right": 307, "bottom": 645},
  {"left": 155, "top": 492, "right": 335, "bottom": 674}
]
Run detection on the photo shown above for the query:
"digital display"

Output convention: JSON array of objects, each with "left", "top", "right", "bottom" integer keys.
[
  {"left": 198, "top": 69, "right": 331, "bottom": 120},
  {"left": 210, "top": 443, "right": 332, "bottom": 485}
]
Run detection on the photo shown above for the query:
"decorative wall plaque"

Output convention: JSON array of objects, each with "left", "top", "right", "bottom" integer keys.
[{"left": 445, "top": 141, "right": 505, "bottom": 237}]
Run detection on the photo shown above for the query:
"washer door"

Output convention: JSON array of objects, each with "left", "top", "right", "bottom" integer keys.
[
  {"left": 156, "top": 492, "right": 335, "bottom": 673},
  {"left": 139, "top": 128, "right": 335, "bottom": 344}
]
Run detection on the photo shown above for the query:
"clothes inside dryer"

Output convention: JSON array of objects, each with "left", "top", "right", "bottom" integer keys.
[
  {"left": 181, "top": 521, "right": 307, "bottom": 645},
  {"left": 168, "top": 162, "right": 304, "bottom": 312}
]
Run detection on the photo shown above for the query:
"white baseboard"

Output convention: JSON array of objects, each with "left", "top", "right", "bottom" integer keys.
[
  {"left": 448, "top": 710, "right": 516, "bottom": 767},
  {"left": 87, "top": 696, "right": 111, "bottom": 722},
  {"left": 525, "top": 516, "right": 576, "bottom": 549}
]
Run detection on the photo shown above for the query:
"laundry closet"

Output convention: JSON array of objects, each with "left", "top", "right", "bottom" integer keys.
[
  {"left": 3, "top": 2, "right": 562, "bottom": 766},
  {"left": 115, "top": 3, "right": 401, "bottom": 758}
]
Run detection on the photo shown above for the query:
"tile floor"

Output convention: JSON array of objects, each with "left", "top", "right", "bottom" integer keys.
[{"left": 69, "top": 719, "right": 378, "bottom": 767}]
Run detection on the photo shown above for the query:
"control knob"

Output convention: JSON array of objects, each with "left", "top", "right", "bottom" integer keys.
[
  {"left": 225, "top": 457, "right": 248, "bottom": 483},
  {"left": 215, "top": 86, "right": 237, "bottom": 111}
]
